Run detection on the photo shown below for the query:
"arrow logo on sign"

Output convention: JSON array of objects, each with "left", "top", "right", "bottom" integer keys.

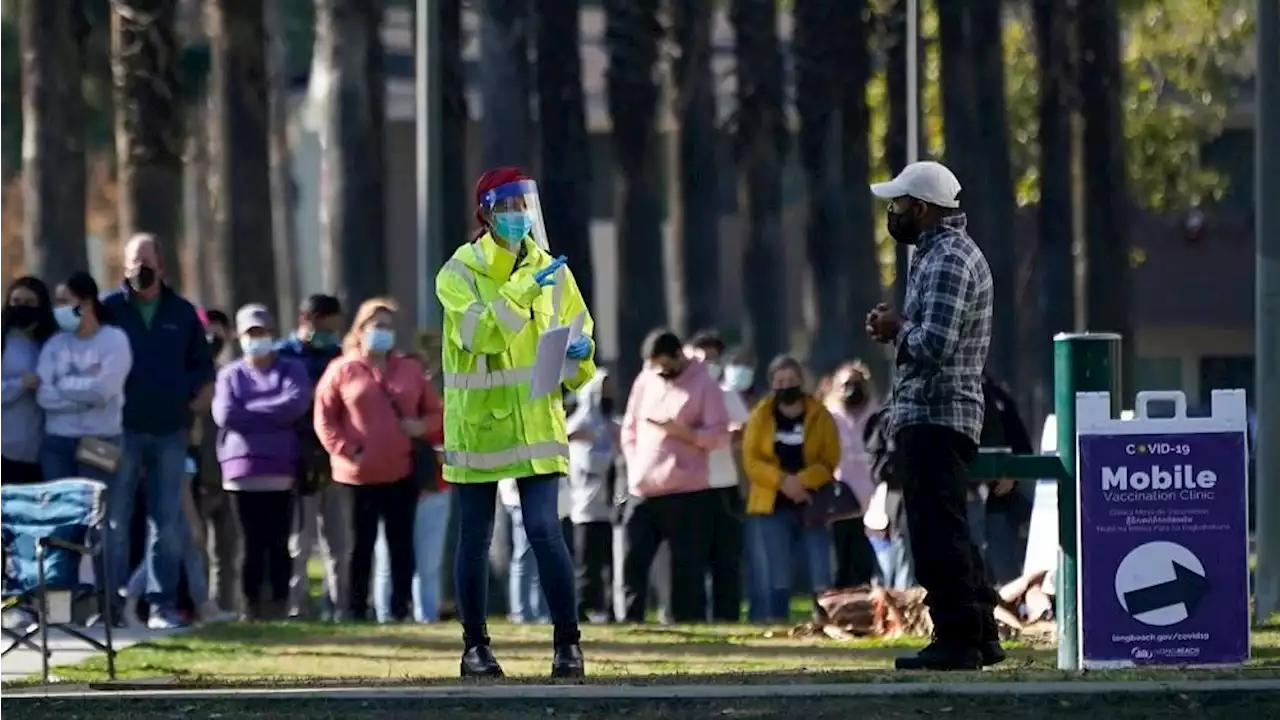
[{"left": 1123, "top": 561, "right": 1209, "bottom": 617}]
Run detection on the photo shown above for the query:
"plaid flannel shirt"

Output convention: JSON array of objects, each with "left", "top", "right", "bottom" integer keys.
[{"left": 887, "top": 213, "right": 993, "bottom": 443}]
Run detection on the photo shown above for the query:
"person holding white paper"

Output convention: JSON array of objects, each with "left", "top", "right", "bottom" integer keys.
[{"left": 435, "top": 166, "right": 597, "bottom": 680}]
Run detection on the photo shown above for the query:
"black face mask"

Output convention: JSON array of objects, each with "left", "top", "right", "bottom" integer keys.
[
  {"left": 129, "top": 266, "right": 157, "bottom": 292},
  {"left": 599, "top": 397, "right": 616, "bottom": 416},
  {"left": 6, "top": 305, "right": 40, "bottom": 329},
  {"left": 887, "top": 210, "right": 921, "bottom": 245},
  {"left": 843, "top": 385, "right": 867, "bottom": 410},
  {"left": 775, "top": 385, "right": 804, "bottom": 405}
]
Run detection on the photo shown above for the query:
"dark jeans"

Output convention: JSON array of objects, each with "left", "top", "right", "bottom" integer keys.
[
  {"left": 706, "top": 487, "right": 744, "bottom": 621},
  {"left": 621, "top": 490, "right": 712, "bottom": 623},
  {"left": 894, "top": 424, "right": 999, "bottom": 646},
  {"left": 454, "top": 476, "right": 579, "bottom": 647},
  {"left": 1, "top": 456, "right": 42, "bottom": 484},
  {"left": 230, "top": 490, "right": 293, "bottom": 611},
  {"left": 831, "top": 517, "right": 879, "bottom": 588},
  {"left": 573, "top": 521, "right": 612, "bottom": 620},
  {"left": 345, "top": 477, "right": 418, "bottom": 621}
]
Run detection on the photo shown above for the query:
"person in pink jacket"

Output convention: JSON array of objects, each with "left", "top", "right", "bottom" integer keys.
[
  {"left": 313, "top": 298, "right": 444, "bottom": 622},
  {"left": 619, "top": 329, "right": 730, "bottom": 622},
  {"left": 818, "top": 360, "right": 881, "bottom": 588}
]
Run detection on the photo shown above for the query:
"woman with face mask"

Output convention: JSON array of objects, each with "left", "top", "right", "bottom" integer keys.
[
  {"left": 35, "top": 272, "right": 132, "bottom": 483},
  {"left": 740, "top": 356, "right": 840, "bottom": 623},
  {"left": 2, "top": 276, "right": 58, "bottom": 484},
  {"left": 313, "top": 298, "right": 444, "bottom": 623},
  {"left": 818, "top": 361, "right": 881, "bottom": 588},
  {"left": 211, "top": 304, "right": 313, "bottom": 619},
  {"left": 434, "top": 167, "right": 597, "bottom": 678}
]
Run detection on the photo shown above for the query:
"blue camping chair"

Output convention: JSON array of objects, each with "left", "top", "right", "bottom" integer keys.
[{"left": 2, "top": 479, "right": 116, "bottom": 682}]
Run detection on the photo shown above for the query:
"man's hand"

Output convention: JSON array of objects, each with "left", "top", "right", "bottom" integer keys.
[
  {"left": 647, "top": 418, "right": 696, "bottom": 444},
  {"left": 780, "top": 474, "right": 810, "bottom": 503},
  {"left": 19, "top": 373, "right": 40, "bottom": 390},
  {"left": 991, "top": 478, "right": 1017, "bottom": 497},
  {"left": 865, "top": 303, "right": 903, "bottom": 344},
  {"left": 399, "top": 418, "right": 426, "bottom": 438}
]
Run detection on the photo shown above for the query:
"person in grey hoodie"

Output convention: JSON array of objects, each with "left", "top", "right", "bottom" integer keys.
[
  {"left": 2, "top": 276, "right": 59, "bottom": 484},
  {"left": 565, "top": 369, "right": 620, "bottom": 622},
  {"left": 36, "top": 272, "right": 133, "bottom": 482}
]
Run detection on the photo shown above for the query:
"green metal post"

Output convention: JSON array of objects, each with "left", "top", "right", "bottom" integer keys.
[{"left": 1052, "top": 332, "right": 1121, "bottom": 670}]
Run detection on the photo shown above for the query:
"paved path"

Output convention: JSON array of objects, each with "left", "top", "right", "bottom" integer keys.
[
  {"left": 1, "top": 626, "right": 184, "bottom": 681},
  {"left": 8, "top": 677, "right": 1280, "bottom": 700}
]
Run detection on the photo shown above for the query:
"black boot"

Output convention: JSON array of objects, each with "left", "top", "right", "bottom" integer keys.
[
  {"left": 894, "top": 641, "right": 982, "bottom": 671},
  {"left": 980, "top": 611, "right": 1006, "bottom": 667},
  {"left": 460, "top": 645, "right": 504, "bottom": 678},
  {"left": 551, "top": 643, "right": 585, "bottom": 679}
]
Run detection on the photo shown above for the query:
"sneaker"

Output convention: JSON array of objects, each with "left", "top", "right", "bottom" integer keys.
[
  {"left": 1, "top": 607, "right": 36, "bottom": 630},
  {"left": 894, "top": 641, "right": 982, "bottom": 671},
  {"left": 147, "top": 609, "right": 189, "bottom": 630}
]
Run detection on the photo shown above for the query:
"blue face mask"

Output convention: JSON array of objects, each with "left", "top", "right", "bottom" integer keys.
[
  {"left": 240, "top": 336, "right": 275, "bottom": 358},
  {"left": 54, "top": 305, "right": 81, "bottom": 333},
  {"left": 493, "top": 211, "right": 534, "bottom": 244},
  {"left": 723, "top": 364, "right": 754, "bottom": 393},
  {"left": 365, "top": 328, "right": 396, "bottom": 353}
]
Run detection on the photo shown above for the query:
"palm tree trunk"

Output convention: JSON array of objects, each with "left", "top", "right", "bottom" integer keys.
[
  {"left": 21, "top": 0, "right": 89, "bottom": 281},
  {"left": 266, "top": 0, "right": 299, "bottom": 318},
  {"left": 665, "top": 0, "right": 719, "bottom": 335},
  {"left": 207, "top": 0, "right": 277, "bottom": 316},
  {"left": 1032, "top": 0, "right": 1075, "bottom": 427},
  {"left": 837, "top": 0, "right": 884, "bottom": 380},
  {"left": 605, "top": 0, "right": 665, "bottom": 390},
  {"left": 882, "top": 0, "right": 909, "bottom": 307},
  {"left": 313, "top": 0, "right": 387, "bottom": 306},
  {"left": 936, "top": 0, "right": 975, "bottom": 185},
  {"left": 111, "top": 0, "right": 184, "bottom": 280},
  {"left": 1077, "top": 0, "right": 1134, "bottom": 396},
  {"left": 480, "top": 0, "right": 533, "bottom": 169},
  {"left": 968, "top": 0, "right": 1017, "bottom": 388},
  {"left": 731, "top": 0, "right": 788, "bottom": 367},
  {"left": 183, "top": 101, "right": 216, "bottom": 303},
  {"left": 440, "top": 0, "right": 469, "bottom": 259},
  {"left": 536, "top": 0, "right": 594, "bottom": 306}
]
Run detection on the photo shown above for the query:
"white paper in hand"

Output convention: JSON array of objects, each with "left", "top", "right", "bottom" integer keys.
[
  {"left": 531, "top": 324, "right": 572, "bottom": 399},
  {"left": 560, "top": 311, "right": 588, "bottom": 383}
]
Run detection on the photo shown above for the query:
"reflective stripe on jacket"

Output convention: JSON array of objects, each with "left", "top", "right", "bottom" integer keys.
[{"left": 435, "top": 233, "right": 596, "bottom": 484}]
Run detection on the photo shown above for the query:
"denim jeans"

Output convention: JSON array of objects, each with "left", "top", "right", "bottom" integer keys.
[
  {"left": 871, "top": 532, "right": 916, "bottom": 590},
  {"left": 39, "top": 434, "right": 120, "bottom": 484},
  {"left": 374, "top": 490, "right": 453, "bottom": 622},
  {"left": 744, "top": 509, "right": 832, "bottom": 622},
  {"left": 504, "top": 498, "right": 549, "bottom": 622},
  {"left": 454, "top": 476, "right": 578, "bottom": 647},
  {"left": 110, "top": 430, "right": 189, "bottom": 613},
  {"left": 126, "top": 533, "right": 208, "bottom": 604}
]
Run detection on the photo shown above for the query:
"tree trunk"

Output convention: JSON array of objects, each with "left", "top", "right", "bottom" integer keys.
[
  {"left": 882, "top": 0, "right": 909, "bottom": 307},
  {"left": 967, "top": 0, "right": 1017, "bottom": 388},
  {"left": 313, "top": 0, "right": 387, "bottom": 307},
  {"left": 1077, "top": 0, "right": 1134, "bottom": 397},
  {"left": 207, "top": 0, "right": 277, "bottom": 317},
  {"left": 1032, "top": 0, "right": 1075, "bottom": 428},
  {"left": 440, "top": 0, "right": 469, "bottom": 258},
  {"left": 111, "top": 0, "right": 184, "bottom": 281},
  {"left": 266, "top": 0, "right": 299, "bottom": 319},
  {"left": 836, "top": 0, "right": 884, "bottom": 380},
  {"left": 536, "top": 0, "right": 595, "bottom": 308},
  {"left": 183, "top": 101, "right": 217, "bottom": 304},
  {"left": 665, "top": 0, "right": 719, "bottom": 336},
  {"left": 605, "top": 0, "right": 666, "bottom": 391},
  {"left": 21, "top": 0, "right": 89, "bottom": 282},
  {"left": 731, "top": 0, "right": 788, "bottom": 368},
  {"left": 480, "top": 0, "right": 533, "bottom": 169}
]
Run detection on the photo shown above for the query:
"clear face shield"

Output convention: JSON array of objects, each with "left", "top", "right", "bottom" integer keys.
[{"left": 481, "top": 179, "right": 549, "bottom": 251}]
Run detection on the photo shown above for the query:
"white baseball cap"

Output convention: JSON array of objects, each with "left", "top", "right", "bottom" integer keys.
[{"left": 870, "top": 161, "right": 962, "bottom": 208}]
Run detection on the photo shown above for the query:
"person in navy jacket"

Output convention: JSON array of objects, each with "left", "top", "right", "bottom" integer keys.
[{"left": 101, "top": 233, "right": 215, "bottom": 628}]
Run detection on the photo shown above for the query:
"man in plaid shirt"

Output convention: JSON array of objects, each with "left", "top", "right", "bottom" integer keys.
[{"left": 865, "top": 161, "right": 1000, "bottom": 671}]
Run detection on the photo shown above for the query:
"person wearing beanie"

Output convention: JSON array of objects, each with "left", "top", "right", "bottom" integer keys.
[{"left": 435, "top": 166, "right": 597, "bottom": 679}]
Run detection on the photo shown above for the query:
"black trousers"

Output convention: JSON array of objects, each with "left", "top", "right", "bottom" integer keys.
[
  {"left": 345, "top": 477, "right": 417, "bottom": 620},
  {"left": 706, "top": 487, "right": 744, "bottom": 621},
  {"left": 230, "top": 490, "right": 294, "bottom": 610},
  {"left": 1, "top": 456, "right": 43, "bottom": 484},
  {"left": 621, "top": 490, "right": 712, "bottom": 623},
  {"left": 894, "top": 424, "right": 999, "bottom": 646},
  {"left": 574, "top": 521, "right": 613, "bottom": 619},
  {"left": 831, "top": 517, "right": 879, "bottom": 588}
]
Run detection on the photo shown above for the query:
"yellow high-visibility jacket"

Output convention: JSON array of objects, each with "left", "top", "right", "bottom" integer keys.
[{"left": 435, "top": 232, "right": 596, "bottom": 484}]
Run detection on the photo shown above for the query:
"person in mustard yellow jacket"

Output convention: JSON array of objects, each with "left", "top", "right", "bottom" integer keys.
[{"left": 741, "top": 355, "right": 841, "bottom": 623}]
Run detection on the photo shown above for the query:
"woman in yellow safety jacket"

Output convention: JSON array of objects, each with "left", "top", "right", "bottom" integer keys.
[{"left": 435, "top": 166, "right": 596, "bottom": 680}]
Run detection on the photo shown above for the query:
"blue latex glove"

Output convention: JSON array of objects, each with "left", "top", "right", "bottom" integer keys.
[
  {"left": 534, "top": 256, "right": 569, "bottom": 288},
  {"left": 566, "top": 336, "right": 592, "bottom": 361}
]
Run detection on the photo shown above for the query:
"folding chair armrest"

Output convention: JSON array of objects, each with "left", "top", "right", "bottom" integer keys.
[{"left": 38, "top": 536, "right": 91, "bottom": 555}]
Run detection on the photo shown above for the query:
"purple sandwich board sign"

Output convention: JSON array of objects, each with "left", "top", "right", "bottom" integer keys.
[{"left": 1075, "top": 389, "right": 1250, "bottom": 669}]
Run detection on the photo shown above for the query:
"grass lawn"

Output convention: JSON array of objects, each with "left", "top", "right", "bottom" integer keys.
[{"left": 19, "top": 620, "right": 1280, "bottom": 687}]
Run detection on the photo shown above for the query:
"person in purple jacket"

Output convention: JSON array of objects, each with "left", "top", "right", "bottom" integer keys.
[{"left": 212, "top": 304, "right": 312, "bottom": 620}]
